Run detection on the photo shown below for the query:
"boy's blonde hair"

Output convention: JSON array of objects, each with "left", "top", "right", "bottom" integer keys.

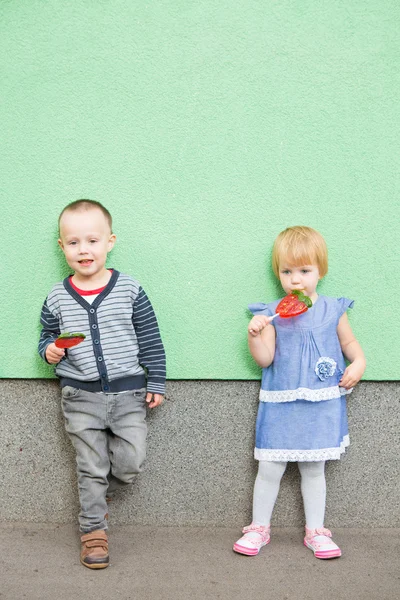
[
  {"left": 58, "top": 199, "right": 113, "bottom": 232},
  {"left": 272, "top": 226, "right": 328, "bottom": 278}
]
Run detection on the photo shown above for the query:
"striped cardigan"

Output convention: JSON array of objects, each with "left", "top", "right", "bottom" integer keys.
[{"left": 38, "top": 270, "right": 166, "bottom": 394}]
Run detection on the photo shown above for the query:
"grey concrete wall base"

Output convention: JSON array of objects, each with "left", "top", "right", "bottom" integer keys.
[{"left": 0, "top": 380, "right": 399, "bottom": 527}]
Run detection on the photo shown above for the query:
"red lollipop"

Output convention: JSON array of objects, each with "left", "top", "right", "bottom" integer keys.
[
  {"left": 272, "top": 290, "right": 313, "bottom": 320},
  {"left": 55, "top": 332, "right": 86, "bottom": 349}
]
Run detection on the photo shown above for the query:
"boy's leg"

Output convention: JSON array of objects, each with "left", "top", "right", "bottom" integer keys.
[
  {"left": 107, "top": 388, "right": 147, "bottom": 495},
  {"left": 61, "top": 386, "right": 110, "bottom": 533}
]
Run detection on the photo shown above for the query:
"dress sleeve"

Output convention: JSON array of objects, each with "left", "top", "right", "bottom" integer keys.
[
  {"left": 337, "top": 297, "right": 354, "bottom": 318},
  {"left": 248, "top": 302, "right": 274, "bottom": 317}
]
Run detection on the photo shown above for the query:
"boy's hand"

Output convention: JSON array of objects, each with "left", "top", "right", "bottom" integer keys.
[
  {"left": 248, "top": 315, "right": 273, "bottom": 336},
  {"left": 339, "top": 360, "right": 365, "bottom": 389},
  {"left": 45, "top": 343, "right": 65, "bottom": 364},
  {"left": 146, "top": 393, "right": 163, "bottom": 408}
]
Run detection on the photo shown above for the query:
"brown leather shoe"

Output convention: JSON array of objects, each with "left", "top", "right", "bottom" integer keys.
[{"left": 80, "top": 529, "right": 109, "bottom": 569}]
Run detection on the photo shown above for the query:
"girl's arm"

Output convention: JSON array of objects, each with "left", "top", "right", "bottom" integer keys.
[
  {"left": 248, "top": 315, "right": 276, "bottom": 368},
  {"left": 337, "top": 312, "right": 366, "bottom": 389}
]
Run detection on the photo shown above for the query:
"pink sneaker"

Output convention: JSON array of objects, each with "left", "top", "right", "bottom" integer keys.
[
  {"left": 233, "top": 523, "right": 271, "bottom": 556},
  {"left": 304, "top": 527, "right": 341, "bottom": 559}
]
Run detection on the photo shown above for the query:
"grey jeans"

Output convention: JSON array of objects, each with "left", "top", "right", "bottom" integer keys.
[{"left": 61, "top": 386, "right": 147, "bottom": 533}]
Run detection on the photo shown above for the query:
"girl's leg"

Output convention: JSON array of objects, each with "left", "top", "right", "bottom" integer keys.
[
  {"left": 233, "top": 460, "right": 287, "bottom": 555},
  {"left": 298, "top": 461, "right": 341, "bottom": 559},
  {"left": 297, "top": 460, "right": 326, "bottom": 529},
  {"left": 253, "top": 460, "right": 287, "bottom": 525}
]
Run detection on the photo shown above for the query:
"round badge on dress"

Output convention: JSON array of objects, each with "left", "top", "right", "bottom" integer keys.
[{"left": 315, "top": 357, "right": 337, "bottom": 381}]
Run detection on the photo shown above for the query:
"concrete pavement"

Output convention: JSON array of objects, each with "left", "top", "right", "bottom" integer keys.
[{"left": 2, "top": 524, "right": 399, "bottom": 600}]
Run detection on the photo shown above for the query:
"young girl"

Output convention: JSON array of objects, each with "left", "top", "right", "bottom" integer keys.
[{"left": 233, "top": 226, "right": 366, "bottom": 559}]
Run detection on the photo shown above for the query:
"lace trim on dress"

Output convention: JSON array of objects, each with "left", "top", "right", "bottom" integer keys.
[
  {"left": 259, "top": 385, "right": 352, "bottom": 403},
  {"left": 254, "top": 435, "right": 350, "bottom": 462}
]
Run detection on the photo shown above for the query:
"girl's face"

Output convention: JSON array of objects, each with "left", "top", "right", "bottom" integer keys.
[{"left": 278, "top": 264, "right": 321, "bottom": 302}]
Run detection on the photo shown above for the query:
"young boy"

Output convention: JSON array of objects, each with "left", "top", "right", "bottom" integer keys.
[{"left": 38, "top": 199, "right": 166, "bottom": 569}]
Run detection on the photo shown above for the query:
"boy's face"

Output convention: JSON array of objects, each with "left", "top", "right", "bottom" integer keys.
[{"left": 58, "top": 208, "right": 116, "bottom": 281}]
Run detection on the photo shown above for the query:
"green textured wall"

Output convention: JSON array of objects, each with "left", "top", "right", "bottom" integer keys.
[{"left": 1, "top": 0, "right": 398, "bottom": 380}]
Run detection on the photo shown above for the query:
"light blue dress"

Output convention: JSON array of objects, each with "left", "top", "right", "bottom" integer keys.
[{"left": 249, "top": 296, "right": 353, "bottom": 462}]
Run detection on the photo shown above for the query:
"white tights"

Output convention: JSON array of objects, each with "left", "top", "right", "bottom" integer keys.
[{"left": 252, "top": 460, "right": 326, "bottom": 529}]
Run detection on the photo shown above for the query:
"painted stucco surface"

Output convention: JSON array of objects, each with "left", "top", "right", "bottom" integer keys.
[{"left": 0, "top": 0, "right": 399, "bottom": 379}]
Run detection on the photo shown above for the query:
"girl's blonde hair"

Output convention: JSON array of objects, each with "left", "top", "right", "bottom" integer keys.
[{"left": 272, "top": 226, "right": 328, "bottom": 278}]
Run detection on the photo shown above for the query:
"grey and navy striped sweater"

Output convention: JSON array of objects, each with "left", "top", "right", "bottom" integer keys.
[{"left": 38, "top": 270, "right": 166, "bottom": 394}]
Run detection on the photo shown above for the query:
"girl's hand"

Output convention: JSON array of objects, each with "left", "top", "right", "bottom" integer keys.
[
  {"left": 339, "top": 360, "right": 365, "bottom": 389},
  {"left": 45, "top": 343, "right": 65, "bottom": 364},
  {"left": 146, "top": 393, "right": 163, "bottom": 408},
  {"left": 248, "top": 315, "right": 273, "bottom": 336}
]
